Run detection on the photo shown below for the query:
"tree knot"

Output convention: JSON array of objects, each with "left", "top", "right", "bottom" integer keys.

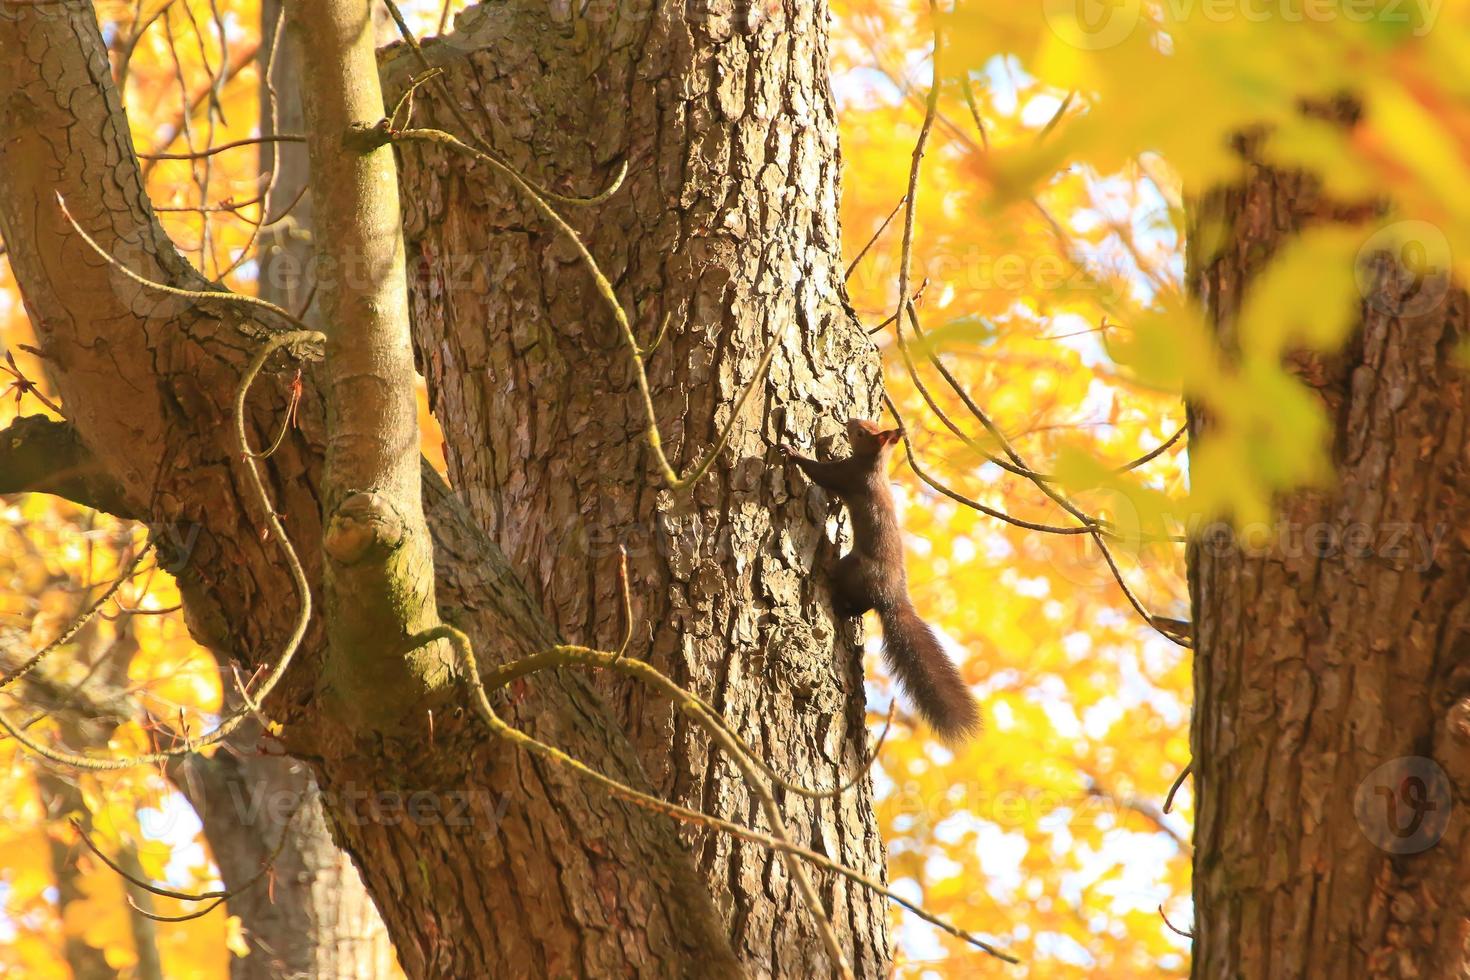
[{"left": 324, "top": 491, "right": 406, "bottom": 564}]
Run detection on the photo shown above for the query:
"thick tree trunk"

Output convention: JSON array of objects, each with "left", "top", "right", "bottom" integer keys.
[
  {"left": 0, "top": 1, "right": 886, "bottom": 975},
  {"left": 387, "top": 3, "right": 889, "bottom": 972},
  {"left": 1188, "top": 147, "right": 1470, "bottom": 974}
]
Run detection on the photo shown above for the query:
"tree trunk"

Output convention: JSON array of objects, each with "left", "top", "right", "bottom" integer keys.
[
  {"left": 387, "top": 4, "right": 889, "bottom": 972},
  {"left": 0, "top": 1, "right": 885, "bottom": 975},
  {"left": 1188, "top": 141, "right": 1470, "bottom": 975},
  {"left": 171, "top": 745, "right": 401, "bottom": 979},
  {"left": 25, "top": 619, "right": 164, "bottom": 980}
]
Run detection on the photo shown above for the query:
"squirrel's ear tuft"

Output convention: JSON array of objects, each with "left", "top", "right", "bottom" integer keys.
[{"left": 878, "top": 428, "right": 903, "bottom": 446}]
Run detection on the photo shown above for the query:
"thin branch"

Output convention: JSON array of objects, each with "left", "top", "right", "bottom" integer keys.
[
  {"left": 1163, "top": 761, "right": 1193, "bottom": 815},
  {"left": 1116, "top": 422, "right": 1187, "bottom": 474},
  {"left": 0, "top": 330, "right": 324, "bottom": 769},
  {"left": 1084, "top": 773, "right": 1189, "bottom": 852},
  {"left": 614, "top": 546, "right": 633, "bottom": 660},
  {"left": 73, "top": 799, "right": 301, "bottom": 923},
  {"left": 960, "top": 76, "right": 989, "bottom": 150},
  {"left": 390, "top": 125, "right": 785, "bottom": 494},
  {"left": 1159, "top": 904, "right": 1194, "bottom": 939},
  {"left": 115, "top": 0, "right": 176, "bottom": 92},
  {"left": 210, "top": 8, "right": 290, "bottom": 284},
  {"left": 1093, "top": 535, "right": 1191, "bottom": 647},
  {"left": 3, "top": 350, "right": 66, "bottom": 416},
  {"left": 885, "top": 303, "right": 1063, "bottom": 484},
  {"left": 636, "top": 312, "right": 671, "bottom": 359},
  {"left": 245, "top": 368, "right": 302, "bottom": 461},
  {"left": 892, "top": 0, "right": 939, "bottom": 347},
  {"left": 1035, "top": 91, "right": 1075, "bottom": 143},
  {"left": 104, "top": 601, "right": 182, "bottom": 619},
  {"left": 424, "top": 626, "right": 1018, "bottom": 964},
  {"left": 845, "top": 194, "right": 906, "bottom": 283},
  {"left": 882, "top": 397, "right": 1093, "bottom": 536},
  {"left": 57, "top": 194, "right": 317, "bottom": 335},
  {"left": 867, "top": 279, "right": 929, "bottom": 336},
  {"left": 0, "top": 542, "right": 153, "bottom": 691}
]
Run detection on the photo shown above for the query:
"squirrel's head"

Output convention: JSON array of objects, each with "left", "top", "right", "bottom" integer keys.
[{"left": 846, "top": 418, "right": 903, "bottom": 457}]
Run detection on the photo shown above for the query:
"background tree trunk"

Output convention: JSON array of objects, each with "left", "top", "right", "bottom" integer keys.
[
  {"left": 387, "top": 3, "right": 890, "bottom": 972},
  {"left": 172, "top": 742, "right": 401, "bottom": 979},
  {"left": 1188, "top": 142, "right": 1470, "bottom": 976},
  {"left": 28, "top": 619, "right": 162, "bottom": 980}
]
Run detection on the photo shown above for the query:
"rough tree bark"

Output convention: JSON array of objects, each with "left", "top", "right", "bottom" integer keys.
[
  {"left": 387, "top": 3, "right": 888, "bottom": 972},
  {"left": 0, "top": 0, "right": 888, "bottom": 976},
  {"left": 1188, "top": 132, "right": 1470, "bottom": 975}
]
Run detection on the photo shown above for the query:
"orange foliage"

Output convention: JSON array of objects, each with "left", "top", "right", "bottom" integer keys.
[{"left": 4, "top": 0, "right": 1466, "bottom": 973}]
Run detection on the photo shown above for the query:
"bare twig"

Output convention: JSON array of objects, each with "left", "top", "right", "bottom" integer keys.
[
  {"left": 960, "top": 76, "right": 989, "bottom": 150},
  {"left": 57, "top": 194, "right": 317, "bottom": 335},
  {"left": 210, "top": 7, "right": 290, "bottom": 283},
  {"left": 636, "top": 312, "right": 671, "bottom": 358},
  {"left": 892, "top": 0, "right": 939, "bottom": 347},
  {"left": 1163, "top": 761, "right": 1193, "bottom": 815},
  {"left": 845, "top": 194, "right": 907, "bottom": 283},
  {"left": 74, "top": 798, "right": 302, "bottom": 922},
  {"left": 1116, "top": 422, "right": 1187, "bottom": 474},
  {"left": 881, "top": 397, "right": 1094, "bottom": 536},
  {"left": 2, "top": 349, "right": 65, "bottom": 417},
  {"left": 1036, "top": 91, "right": 1075, "bottom": 143},
  {"left": 0, "top": 541, "right": 153, "bottom": 691},
  {"left": 614, "top": 545, "right": 633, "bottom": 660},
  {"left": 1159, "top": 904, "right": 1194, "bottom": 939},
  {"left": 421, "top": 626, "right": 1018, "bottom": 964},
  {"left": 390, "top": 125, "right": 785, "bottom": 494},
  {"left": 245, "top": 368, "right": 303, "bottom": 461}
]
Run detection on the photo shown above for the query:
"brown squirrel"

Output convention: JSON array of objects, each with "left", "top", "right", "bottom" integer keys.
[{"left": 781, "top": 419, "right": 981, "bottom": 742}]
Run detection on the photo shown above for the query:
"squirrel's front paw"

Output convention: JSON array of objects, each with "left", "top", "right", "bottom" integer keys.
[{"left": 778, "top": 444, "right": 798, "bottom": 460}]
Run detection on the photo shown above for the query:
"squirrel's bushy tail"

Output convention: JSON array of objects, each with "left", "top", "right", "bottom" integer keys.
[{"left": 876, "top": 599, "right": 980, "bottom": 743}]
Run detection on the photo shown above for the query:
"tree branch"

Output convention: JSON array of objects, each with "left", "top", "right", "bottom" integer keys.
[{"left": 0, "top": 416, "right": 135, "bottom": 518}]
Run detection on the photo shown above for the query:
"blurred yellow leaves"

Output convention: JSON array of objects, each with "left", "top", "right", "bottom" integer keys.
[{"left": 833, "top": 0, "right": 1470, "bottom": 973}]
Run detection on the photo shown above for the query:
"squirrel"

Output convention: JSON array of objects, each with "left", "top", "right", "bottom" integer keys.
[{"left": 781, "top": 419, "right": 981, "bottom": 743}]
